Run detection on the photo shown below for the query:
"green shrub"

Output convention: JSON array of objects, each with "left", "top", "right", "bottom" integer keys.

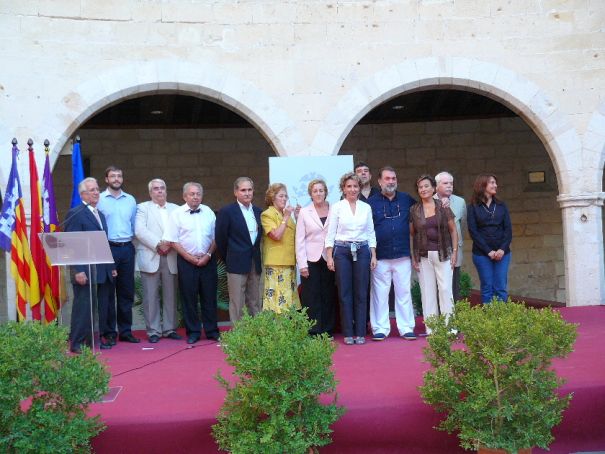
[
  {"left": 0, "top": 321, "right": 110, "bottom": 453},
  {"left": 213, "top": 308, "right": 345, "bottom": 454},
  {"left": 420, "top": 299, "right": 577, "bottom": 452}
]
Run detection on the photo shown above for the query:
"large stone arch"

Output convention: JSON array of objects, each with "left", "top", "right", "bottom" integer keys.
[
  {"left": 45, "top": 59, "right": 305, "bottom": 168},
  {"left": 312, "top": 57, "right": 603, "bottom": 306},
  {"left": 311, "top": 57, "right": 582, "bottom": 195}
]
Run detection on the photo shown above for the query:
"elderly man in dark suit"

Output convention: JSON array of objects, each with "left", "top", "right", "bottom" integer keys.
[
  {"left": 215, "top": 177, "right": 263, "bottom": 323},
  {"left": 65, "top": 177, "right": 116, "bottom": 353}
]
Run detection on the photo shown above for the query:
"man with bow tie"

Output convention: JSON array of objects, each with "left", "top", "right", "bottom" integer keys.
[{"left": 164, "top": 182, "right": 219, "bottom": 344}]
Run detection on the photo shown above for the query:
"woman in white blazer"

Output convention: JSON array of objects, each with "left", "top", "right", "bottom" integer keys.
[{"left": 296, "top": 179, "right": 336, "bottom": 336}]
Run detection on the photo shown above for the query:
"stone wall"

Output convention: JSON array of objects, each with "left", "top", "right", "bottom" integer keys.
[
  {"left": 49, "top": 116, "right": 563, "bottom": 302},
  {"left": 52, "top": 128, "right": 274, "bottom": 215}
]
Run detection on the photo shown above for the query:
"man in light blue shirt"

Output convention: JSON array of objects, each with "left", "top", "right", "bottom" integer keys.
[
  {"left": 98, "top": 165, "right": 139, "bottom": 344},
  {"left": 435, "top": 171, "right": 467, "bottom": 303}
]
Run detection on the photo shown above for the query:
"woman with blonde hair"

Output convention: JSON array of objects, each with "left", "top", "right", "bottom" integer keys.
[
  {"left": 326, "top": 172, "right": 377, "bottom": 345},
  {"left": 296, "top": 179, "right": 335, "bottom": 336},
  {"left": 261, "top": 183, "right": 300, "bottom": 313}
]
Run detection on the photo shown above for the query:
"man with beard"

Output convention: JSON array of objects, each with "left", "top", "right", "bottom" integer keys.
[
  {"left": 97, "top": 165, "right": 139, "bottom": 344},
  {"left": 367, "top": 167, "right": 417, "bottom": 341},
  {"left": 354, "top": 162, "right": 380, "bottom": 202}
]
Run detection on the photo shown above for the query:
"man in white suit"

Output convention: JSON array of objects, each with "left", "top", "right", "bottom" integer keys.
[{"left": 135, "top": 179, "right": 182, "bottom": 343}]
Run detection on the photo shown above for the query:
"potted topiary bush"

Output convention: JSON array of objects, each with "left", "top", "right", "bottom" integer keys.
[
  {"left": 420, "top": 299, "right": 577, "bottom": 454},
  {"left": 212, "top": 308, "right": 345, "bottom": 454},
  {"left": 0, "top": 321, "right": 110, "bottom": 453}
]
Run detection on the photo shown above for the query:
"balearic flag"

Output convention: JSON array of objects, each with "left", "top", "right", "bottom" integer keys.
[
  {"left": 70, "top": 138, "right": 84, "bottom": 208},
  {"left": 42, "top": 140, "right": 61, "bottom": 322},
  {"left": 0, "top": 141, "right": 40, "bottom": 320}
]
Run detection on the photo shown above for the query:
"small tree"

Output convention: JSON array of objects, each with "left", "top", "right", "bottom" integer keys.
[
  {"left": 213, "top": 308, "right": 345, "bottom": 454},
  {"left": 0, "top": 321, "right": 110, "bottom": 453},
  {"left": 420, "top": 299, "right": 577, "bottom": 452}
]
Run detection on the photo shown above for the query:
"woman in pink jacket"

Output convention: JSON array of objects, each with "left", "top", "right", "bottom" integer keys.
[{"left": 295, "top": 179, "right": 336, "bottom": 336}]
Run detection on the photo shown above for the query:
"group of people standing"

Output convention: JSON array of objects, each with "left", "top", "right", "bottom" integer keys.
[{"left": 66, "top": 162, "right": 512, "bottom": 353}]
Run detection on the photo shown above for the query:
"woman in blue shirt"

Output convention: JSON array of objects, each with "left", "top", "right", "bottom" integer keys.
[{"left": 467, "top": 174, "right": 512, "bottom": 304}]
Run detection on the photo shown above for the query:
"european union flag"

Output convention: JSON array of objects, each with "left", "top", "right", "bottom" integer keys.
[{"left": 70, "top": 140, "right": 85, "bottom": 208}]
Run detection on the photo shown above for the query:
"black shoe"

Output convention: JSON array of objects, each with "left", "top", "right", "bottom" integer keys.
[
  {"left": 106, "top": 335, "right": 117, "bottom": 346},
  {"left": 70, "top": 345, "right": 82, "bottom": 354},
  {"left": 99, "top": 341, "right": 112, "bottom": 350},
  {"left": 119, "top": 334, "right": 141, "bottom": 343},
  {"left": 187, "top": 335, "right": 200, "bottom": 344},
  {"left": 149, "top": 335, "right": 160, "bottom": 343},
  {"left": 207, "top": 334, "right": 220, "bottom": 342},
  {"left": 165, "top": 332, "right": 182, "bottom": 340}
]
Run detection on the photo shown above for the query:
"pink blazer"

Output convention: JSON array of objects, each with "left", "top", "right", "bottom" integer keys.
[{"left": 295, "top": 204, "right": 330, "bottom": 269}]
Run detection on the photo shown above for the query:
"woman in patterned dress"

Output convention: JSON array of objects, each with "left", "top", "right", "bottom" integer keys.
[{"left": 261, "top": 183, "right": 301, "bottom": 313}]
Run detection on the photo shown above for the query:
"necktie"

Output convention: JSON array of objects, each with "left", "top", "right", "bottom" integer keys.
[
  {"left": 190, "top": 208, "right": 201, "bottom": 214},
  {"left": 92, "top": 208, "right": 103, "bottom": 228}
]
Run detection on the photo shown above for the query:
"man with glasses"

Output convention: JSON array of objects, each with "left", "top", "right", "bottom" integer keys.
[
  {"left": 434, "top": 171, "right": 466, "bottom": 302},
  {"left": 367, "top": 167, "right": 417, "bottom": 341}
]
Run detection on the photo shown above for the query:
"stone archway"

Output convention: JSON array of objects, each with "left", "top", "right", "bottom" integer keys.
[
  {"left": 45, "top": 59, "right": 305, "bottom": 169},
  {"left": 312, "top": 57, "right": 603, "bottom": 306}
]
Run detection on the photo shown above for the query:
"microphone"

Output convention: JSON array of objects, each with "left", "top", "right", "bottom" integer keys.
[
  {"left": 58, "top": 202, "right": 90, "bottom": 230},
  {"left": 42, "top": 202, "right": 92, "bottom": 249}
]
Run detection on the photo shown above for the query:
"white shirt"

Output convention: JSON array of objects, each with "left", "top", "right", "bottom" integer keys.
[
  {"left": 238, "top": 201, "right": 258, "bottom": 244},
  {"left": 325, "top": 199, "right": 376, "bottom": 248},
  {"left": 163, "top": 203, "right": 215, "bottom": 256},
  {"left": 155, "top": 202, "right": 170, "bottom": 231}
]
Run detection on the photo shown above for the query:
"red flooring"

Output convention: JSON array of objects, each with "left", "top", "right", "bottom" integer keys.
[{"left": 90, "top": 306, "right": 605, "bottom": 453}]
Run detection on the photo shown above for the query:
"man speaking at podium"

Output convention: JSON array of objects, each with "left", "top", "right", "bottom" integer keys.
[{"left": 65, "top": 177, "right": 116, "bottom": 353}]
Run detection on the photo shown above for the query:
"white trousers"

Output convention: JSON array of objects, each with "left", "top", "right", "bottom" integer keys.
[
  {"left": 418, "top": 250, "right": 453, "bottom": 334},
  {"left": 370, "top": 256, "right": 415, "bottom": 336}
]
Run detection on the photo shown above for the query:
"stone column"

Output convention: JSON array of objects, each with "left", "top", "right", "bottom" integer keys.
[{"left": 558, "top": 193, "right": 605, "bottom": 306}]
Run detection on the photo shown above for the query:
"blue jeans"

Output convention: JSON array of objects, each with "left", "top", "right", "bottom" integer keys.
[
  {"left": 472, "top": 252, "right": 511, "bottom": 304},
  {"left": 333, "top": 244, "right": 370, "bottom": 337}
]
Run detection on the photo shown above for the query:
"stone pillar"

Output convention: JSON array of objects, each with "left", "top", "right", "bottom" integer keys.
[{"left": 558, "top": 193, "right": 605, "bottom": 306}]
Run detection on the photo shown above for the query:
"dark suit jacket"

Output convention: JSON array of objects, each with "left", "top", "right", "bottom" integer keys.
[
  {"left": 65, "top": 203, "right": 115, "bottom": 283},
  {"left": 215, "top": 202, "right": 262, "bottom": 274}
]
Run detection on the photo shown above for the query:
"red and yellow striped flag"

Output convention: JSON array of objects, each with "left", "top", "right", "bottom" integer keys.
[{"left": 29, "top": 141, "right": 53, "bottom": 322}]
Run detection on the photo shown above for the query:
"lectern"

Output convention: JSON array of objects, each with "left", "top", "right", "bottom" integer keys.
[{"left": 40, "top": 231, "right": 114, "bottom": 351}]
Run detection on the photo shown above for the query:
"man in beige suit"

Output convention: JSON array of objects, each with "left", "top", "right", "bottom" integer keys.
[{"left": 135, "top": 179, "right": 181, "bottom": 343}]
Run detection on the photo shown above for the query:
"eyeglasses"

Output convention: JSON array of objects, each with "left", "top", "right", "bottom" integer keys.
[{"left": 383, "top": 202, "right": 401, "bottom": 219}]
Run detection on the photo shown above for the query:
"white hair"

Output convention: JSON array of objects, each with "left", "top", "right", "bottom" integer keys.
[
  {"left": 148, "top": 178, "right": 167, "bottom": 192},
  {"left": 435, "top": 171, "right": 454, "bottom": 184}
]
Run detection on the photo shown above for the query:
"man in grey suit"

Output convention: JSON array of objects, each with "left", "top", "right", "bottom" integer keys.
[
  {"left": 435, "top": 171, "right": 467, "bottom": 303},
  {"left": 135, "top": 179, "right": 181, "bottom": 343}
]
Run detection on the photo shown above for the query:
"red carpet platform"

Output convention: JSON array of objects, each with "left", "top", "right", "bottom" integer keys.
[{"left": 90, "top": 306, "right": 605, "bottom": 453}]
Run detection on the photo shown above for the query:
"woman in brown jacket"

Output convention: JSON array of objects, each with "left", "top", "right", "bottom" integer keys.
[{"left": 409, "top": 174, "right": 458, "bottom": 334}]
